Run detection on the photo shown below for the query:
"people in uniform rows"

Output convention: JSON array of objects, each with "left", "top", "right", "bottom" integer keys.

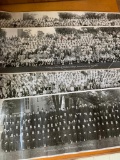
[
  {"left": 1, "top": 100, "right": 120, "bottom": 152},
  {"left": 1, "top": 69, "right": 120, "bottom": 99},
  {"left": 1, "top": 12, "right": 120, "bottom": 27},
  {"left": 1, "top": 28, "right": 120, "bottom": 68}
]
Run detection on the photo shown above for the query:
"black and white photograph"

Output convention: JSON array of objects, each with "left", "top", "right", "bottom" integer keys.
[
  {"left": 0, "top": 11, "right": 23, "bottom": 28},
  {"left": 0, "top": 9, "right": 120, "bottom": 160},
  {"left": 1, "top": 11, "right": 120, "bottom": 28},
  {"left": 0, "top": 88, "right": 120, "bottom": 160},
  {"left": 1, "top": 68, "right": 120, "bottom": 99},
  {"left": 1, "top": 27, "right": 120, "bottom": 73}
]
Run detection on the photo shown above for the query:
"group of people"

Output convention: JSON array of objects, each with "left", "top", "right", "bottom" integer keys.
[
  {"left": 1, "top": 99, "right": 120, "bottom": 152},
  {"left": 1, "top": 11, "right": 120, "bottom": 154},
  {"left": 1, "top": 69, "right": 120, "bottom": 99},
  {"left": 1, "top": 28, "right": 120, "bottom": 68},
  {"left": 1, "top": 12, "right": 120, "bottom": 28}
]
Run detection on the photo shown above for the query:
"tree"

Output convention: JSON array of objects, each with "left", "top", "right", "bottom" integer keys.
[
  {"left": 72, "top": 89, "right": 120, "bottom": 107},
  {"left": 81, "top": 27, "right": 97, "bottom": 34},
  {"left": 45, "top": 89, "right": 120, "bottom": 113},
  {"left": 2, "top": 100, "right": 17, "bottom": 115},
  {"left": 59, "top": 12, "right": 75, "bottom": 19},
  {"left": 46, "top": 95, "right": 63, "bottom": 112},
  {"left": 23, "top": 13, "right": 36, "bottom": 20},
  {"left": 85, "top": 13, "right": 105, "bottom": 19},
  {"left": 52, "top": 95, "right": 63, "bottom": 111},
  {"left": 83, "top": 27, "right": 97, "bottom": 34},
  {"left": 107, "top": 13, "right": 120, "bottom": 20},
  {"left": 46, "top": 33, "right": 54, "bottom": 39},
  {"left": 22, "top": 29, "right": 31, "bottom": 38},
  {"left": 0, "top": 12, "right": 12, "bottom": 20},
  {"left": 58, "top": 12, "right": 81, "bottom": 19},
  {"left": 55, "top": 27, "right": 76, "bottom": 35},
  {"left": 81, "top": 70, "right": 88, "bottom": 76},
  {"left": 0, "top": 29, "right": 6, "bottom": 38},
  {"left": 37, "top": 31, "right": 44, "bottom": 38},
  {"left": 98, "top": 27, "right": 120, "bottom": 34},
  {"left": 42, "top": 15, "right": 49, "bottom": 21}
]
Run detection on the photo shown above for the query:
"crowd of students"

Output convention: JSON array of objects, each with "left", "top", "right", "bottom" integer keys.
[
  {"left": 1, "top": 27, "right": 120, "bottom": 68},
  {"left": 1, "top": 98, "right": 120, "bottom": 152},
  {"left": 0, "top": 69, "right": 120, "bottom": 99},
  {"left": 1, "top": 11, "right": 120, "bottom": 154},
  {"left": 1, "top": 13, "right": 120, "bottom": 28}
]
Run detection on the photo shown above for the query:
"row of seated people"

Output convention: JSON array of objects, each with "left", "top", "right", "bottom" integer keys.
[
  {"left": 1, "top": 15, "right": 120, "bottom": 27},
  {"left": 1, "top": 101, "right": 120, "bottom": 152},
  {"left": 1, "top": 70, "right": 120, "bottom": 99},
  {"left": 1, "top": 29, "right": 120, "bottom": 68},
  {"left": 2, "top": 52, "right": 119, "bottom": 68},
  {"left": 1, "top": 80, "right": 120, "bottom": 99}
]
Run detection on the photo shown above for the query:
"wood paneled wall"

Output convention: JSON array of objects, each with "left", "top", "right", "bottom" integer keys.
[
  {"left": 0, "top": 0, "right": 76, "bottom": 5},
  {"left": 0, "top": 0, "right": 119, "bottom": 9},
  {"left": 0, "top": 0, "right": 119, "bottom": 12}
]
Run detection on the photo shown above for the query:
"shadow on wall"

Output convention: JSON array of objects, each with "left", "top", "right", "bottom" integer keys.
[
  {"left": 117, "top": 0, "right": 120, "bottom": 11},
  {"left": 0, "top": 0, "right": 77, "bottom": 5}
]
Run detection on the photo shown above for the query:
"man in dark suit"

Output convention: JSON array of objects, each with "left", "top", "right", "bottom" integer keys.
[
  {"left": 1, "top": 129, "right": 6, "bottom": 142},
  {"left": 82, "top": 119, "right": 88, "bottom": 141},
  {"left": 71, "top": 120, "right": 77, "bottom": 143},
  {"left": 36, "top": 131, "right": 43, "bottom": 148},
  {"left": 15, "top": 133, "right": 20, "bottom": 151},
  {"left": 22, "top": 112, "right": 27, "bottom": 124},
  {"left": 4, "top": 122, "right": 10, "bottom": 131},
  {"left": 7, "top": 128, "right": 13, "bottom": 138},
  {"left": 13, "top": 114, "right": 17, "bottom": 124},
  {"left": 25, "top": 133, "right": 30, "bottom": 149},
  {"left": 9, "top": 134, "right": 15, "bottom": 152},
  {"left": 10, "top": 122, "right": 15, "bottom": 135},
  {"left": 15, "top": 123, "right": 20, "bottom": 135},
  {"left": 30, "top": 131, "right": 36, "bottom": 149},
  {"left": 61, "top": 126, "right": 68, "bottom": 144},
  {"left": 4, "top": 135, "right": 9, "bottom": 152}
]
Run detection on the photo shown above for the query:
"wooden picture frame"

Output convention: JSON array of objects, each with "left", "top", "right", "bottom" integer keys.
[{"left": 0, "top": 0, "right": 120, "bottom": 159}]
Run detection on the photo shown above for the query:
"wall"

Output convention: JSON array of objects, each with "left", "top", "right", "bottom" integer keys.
[
  {"left": 76, "top": 153, "right": 120, "bottom": 160},
  {"left": 0, "top": 0, "right": 119, "bottom": 12}
]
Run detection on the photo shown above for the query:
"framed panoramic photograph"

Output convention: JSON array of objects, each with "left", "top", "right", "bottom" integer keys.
[{"left": 0, "top": 10, "right": 120, "bottom": 160}]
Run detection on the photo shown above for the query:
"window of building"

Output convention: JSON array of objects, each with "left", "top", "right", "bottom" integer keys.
[
  {"left": 25, "top": 98, "right": 29, "bottom": 110},
  {"left": 37, "top": 98, "right": 39, "bottom": 102}
]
